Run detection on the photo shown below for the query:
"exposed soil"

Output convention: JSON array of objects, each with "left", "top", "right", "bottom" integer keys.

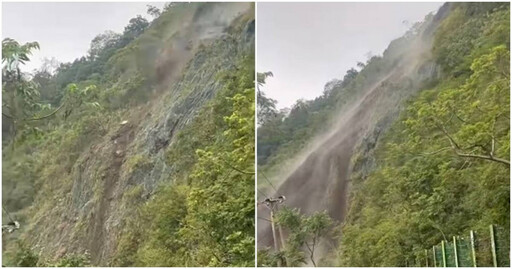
[
  {"left": 256, "top": 59, "right": 429, "bottom": 265},
  {"left": 258, "top": 73, "right": 392, "bottom": 242},
  {"left": 89, "top": 122, "right": 136, "bottom": 264},
  {"left": 256, "top": 24, "right": 440, "bottom": 265}
]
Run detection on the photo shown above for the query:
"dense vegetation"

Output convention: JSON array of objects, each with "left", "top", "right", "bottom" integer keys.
[
  {"left": 4, "top": 242, "right": 90, "bottom": 267},
  {"left": 257, "top": 2, "right": 509, "bottom": 267},
  {"left": 257, "top": 208, "right": 333, "bottom": 267},
  {"left": 2, "top": 3, "right": 254, "bottom": 266},
  {"left": 339, "top": 3, "right": 509, "bottom": 266}
]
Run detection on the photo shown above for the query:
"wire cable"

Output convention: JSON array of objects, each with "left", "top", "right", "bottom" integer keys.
[
  {"left": 2, "top": 205, "right": 15, "bottom": 224},
  {"left": 257, "top": 188, "right": 269, "bottom": 199},
  {"left": 261, "top": 171, "right": 279, "bottom": 194}
]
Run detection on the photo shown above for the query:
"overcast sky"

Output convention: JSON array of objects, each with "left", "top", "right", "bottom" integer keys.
[
  {"left": 258, "top": 2, "right": 443, "bottom": 109},
  {"left": 2, "top": 2, "right": 166, "bottom": 73}
]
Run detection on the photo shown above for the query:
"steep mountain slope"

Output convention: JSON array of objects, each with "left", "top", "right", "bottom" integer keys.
[
  {"left": 258, "top": 3, "right": 444, "bottom": 251},
  {"left": 338, "top": 3, "right": 509, "bottom": 266},
  {"left": 257, "top": 2, "right": 509, "bottom": 266},
  {"left": 3, "top": 3, "right": 254, "bottom": 266}
]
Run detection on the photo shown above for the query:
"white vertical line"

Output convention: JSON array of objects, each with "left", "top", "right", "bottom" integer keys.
[{"left": 254, "top": 1, "right": 259, "bottom": 267}]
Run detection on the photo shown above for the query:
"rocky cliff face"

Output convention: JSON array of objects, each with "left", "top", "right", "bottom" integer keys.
[
  {"left": 4, "top": 3, "right": 254, "bottom": 265},
  {"left": 257, "top": 4, "right": 449, "bottom": 264}
]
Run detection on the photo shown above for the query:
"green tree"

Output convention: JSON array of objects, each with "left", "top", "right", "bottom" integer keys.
[
  {"left": 146, "top": 5, "right": 161, "bottom": 18},
  {"left": 405, "top": 45, "right": 510, "bottom": 166},
  {"left": 87, "top": 31, "right": 121, "bottom": 61},
  {"left": 120, "top": 15, "right": 149, "bottom": 45},
  {"left": 2, "top": 38, "right": 60, "bottom": 141},
  {"left": 276, "top": 207, "right": 333, "bottom": 267},
  {"left": 257, "top": 71, "right": 277, "bottom": 125}
]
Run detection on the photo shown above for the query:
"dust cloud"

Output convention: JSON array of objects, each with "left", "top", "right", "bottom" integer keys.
[{"left": 257, "top": 9, "right": 446, "bottom": 264}]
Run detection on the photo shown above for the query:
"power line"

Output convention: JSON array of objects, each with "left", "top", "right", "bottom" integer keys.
[
  {"left": 257, "top": 188, "right": 269, "bottom": 199},
  {"left": 260, "top": 171, "right": 279, "bottom": 194},
  {"left": 2, "top": 205, "right": 15, "bottom": 224}
]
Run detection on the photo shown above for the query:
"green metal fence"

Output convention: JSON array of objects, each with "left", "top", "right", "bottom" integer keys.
[
  {"left": 494, "top": 225, "right": 510, "bottom": 267},
  {"left": 425, "top": 225, "right": 510, "bottom": 267}
]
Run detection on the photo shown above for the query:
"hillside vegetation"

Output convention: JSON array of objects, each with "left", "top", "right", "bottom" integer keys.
[
  {"left": 339, "top": 3, "right": 509, "bottom": 266},
  {"left": 257, "top": 2, "right": 509, "bottom": 266},
  {"left": 2, "top": 3, "right": 255, "bottom": 266}
]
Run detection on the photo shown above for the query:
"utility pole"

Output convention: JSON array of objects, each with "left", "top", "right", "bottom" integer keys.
[{"left": 261, "top": 195, "right": 286, "bottom": 266}]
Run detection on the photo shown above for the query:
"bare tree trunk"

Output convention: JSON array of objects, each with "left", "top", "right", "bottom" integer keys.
[
  {"left": 305, "top": 236, "right": 317, "bottom": 267},
  {"left": 437, "top": 123, "right": 510, "bottom": 166}
]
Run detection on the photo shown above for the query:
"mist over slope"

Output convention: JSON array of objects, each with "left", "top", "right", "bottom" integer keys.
[
  {"left": 258, "top": 2, "right": 445, "bottom": 248},
  {"left": 257, "top": 2, "right": 509, "bottom": 266},
  {"left": 3, "top": 3, "right": 255, "bottom": 266}
]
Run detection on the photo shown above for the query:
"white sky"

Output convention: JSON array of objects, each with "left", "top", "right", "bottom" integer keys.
[
  {"left": 2, "top": 2, "right": 167, "bottom": 73},
  {"left": 257, "top": 2, "right": 443, "bottom": 109}
]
